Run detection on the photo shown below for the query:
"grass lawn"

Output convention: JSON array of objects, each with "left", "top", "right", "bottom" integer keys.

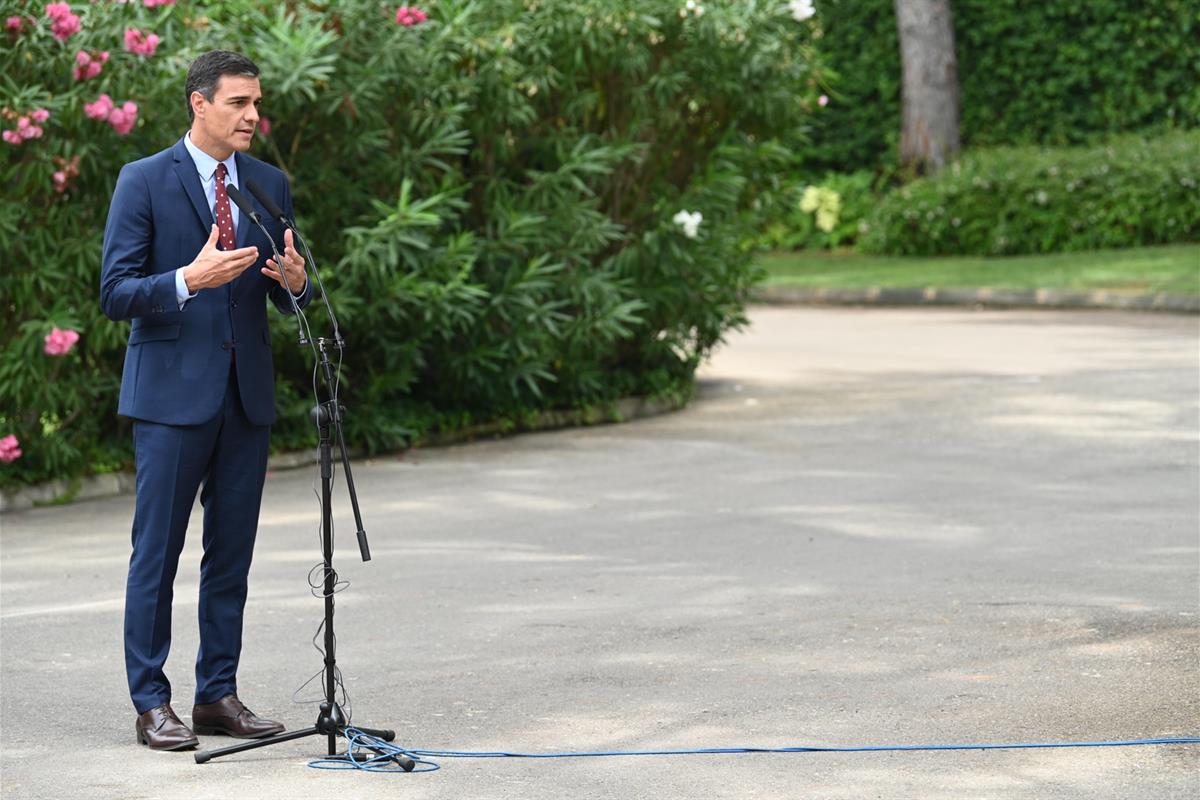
[{"left": 757, "top": 244, "right": 1200, "bottom": 295}]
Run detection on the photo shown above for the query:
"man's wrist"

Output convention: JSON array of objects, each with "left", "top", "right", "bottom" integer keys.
[{"left": 176, "top": 265, "right": 200, "bottom": 307}]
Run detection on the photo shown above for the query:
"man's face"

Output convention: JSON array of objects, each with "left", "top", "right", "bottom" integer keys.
[{"left": 191, "top": 74, "right": 262, "bottom": 157}]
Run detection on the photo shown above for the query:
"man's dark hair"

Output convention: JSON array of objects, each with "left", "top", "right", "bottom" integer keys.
[{"left": 184, "top": 50, "right": 260, "bottom": 122}]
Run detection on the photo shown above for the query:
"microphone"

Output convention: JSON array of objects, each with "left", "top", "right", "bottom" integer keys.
[
  {"left": 225, "top": 182, "right": 265, "bottom": 227},
  {"left": 245, "top": 178, "right": 343, "bottom": 344},
  {"left": 245, "top": 178, "right": 288, "bottom": 224},
  {"left": 224, "top": 181, "right": 308, "bottom": 344}
]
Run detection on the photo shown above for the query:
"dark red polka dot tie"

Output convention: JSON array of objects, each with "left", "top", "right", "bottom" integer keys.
[{"left": 213, "top": 162, "right": 237, "bottom": 250}]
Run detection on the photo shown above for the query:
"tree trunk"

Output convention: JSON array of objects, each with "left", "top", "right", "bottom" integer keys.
[{"left": 894, "top": 0, "right": 960, "bottom": 173}]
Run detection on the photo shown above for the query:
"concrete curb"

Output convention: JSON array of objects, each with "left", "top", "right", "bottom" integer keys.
[
  {"left": 752, "top": 285, "right": 1200, "bottom": 313},
  {"left": 0, "top": 394, "right": 685, "bottom": 514}
]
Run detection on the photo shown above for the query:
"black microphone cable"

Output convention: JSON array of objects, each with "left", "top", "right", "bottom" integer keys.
[
  {"left": 245, "top": 178, "right": 343, "bottom": 346},
  {"left": 225, "top": 181, "right": 314, "bottom": 348}
]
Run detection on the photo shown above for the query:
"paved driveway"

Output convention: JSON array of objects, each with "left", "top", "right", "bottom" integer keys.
[{"left": 2, "top": 307, "right": 1197, "bottom": 799}]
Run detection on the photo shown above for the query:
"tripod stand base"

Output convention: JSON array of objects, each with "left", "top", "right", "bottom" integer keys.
[{"left": 194, "top": 722, "right": 402, "bottom": 767}]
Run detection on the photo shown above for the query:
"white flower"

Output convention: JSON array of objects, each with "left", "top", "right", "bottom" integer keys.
[
  {"left": 789, "top": 0, "right": 816, "bottom": 22},
  {"left": 673, "top": 209, "right": 703, "bottom": 239},
  {"left": 799, "top": 186, "right": 821, "bottom": 213}
]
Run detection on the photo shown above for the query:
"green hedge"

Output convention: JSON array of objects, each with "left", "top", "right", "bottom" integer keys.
[
  {"left": 806, "top": 0, "right": 1200, "bottom": 173},
  {"left": 858, "top": 133, "right": 1200, "bottom": 256},
  {"left": 0, "top": 0, "right": 825, "bottom": 488}
]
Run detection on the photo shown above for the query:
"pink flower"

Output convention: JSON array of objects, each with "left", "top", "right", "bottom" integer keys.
[
  {"left": 144, "top": 0, "right": 176, "bottom": 6},
  {"left": 257, "top": 116, "right": 271, "bottom": 136},
  {"left": 0, "top": 434, "right": 21, "bottom": 463},
  {"left": 15, "top": 116, "right": 43, "bottom": 140},
  {"left": 53, "top": 170, "right": 68, "bottom": 193},
  {"left": 84, "top": 93, "right": 114, "bottom": 120},
  {"left": 818, "top": 94, "right": 829, "bottom": 107},
  {"left": 108, "top": 102, "right": 138, "bottom": 135},
  {"left": 2, "top": 130, "right": 20, "bottom": 145},
  {"left": 44, "top": 327, "right": 81, "bottom": 356},
  {"left": 31, "top": 108, "right": 50, "bottom": 122},
  {"left": 395, "top": 6, "right": 428, "bottom": 26},
  {"left": 5, "top": 16, "right": 23, "bottom": 33},
  {"left": 72, "top": 50, "right": 108, "bottom": 80},
  {"left": 46, "top": 3, "right": 81, "bottom": 41},
  {"left": 124, "top": 28, "right": 160, "bottom": 57}
]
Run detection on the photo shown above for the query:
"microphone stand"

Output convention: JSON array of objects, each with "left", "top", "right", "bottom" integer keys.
[{"left": 197, "top": 187, "right": 408, "bottom": 770}]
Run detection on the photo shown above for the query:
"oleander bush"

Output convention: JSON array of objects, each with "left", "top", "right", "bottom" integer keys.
[
  {"left": 857, "top": 133, "right": 1200, "bottom": 256},
  {"left": 0, "top": 0, "right": 825, "bottom": 488}
]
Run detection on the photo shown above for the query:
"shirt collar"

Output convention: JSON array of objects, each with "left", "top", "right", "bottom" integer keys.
[{"left": 183, "top": 132, "right": 236, "bottom": 182}]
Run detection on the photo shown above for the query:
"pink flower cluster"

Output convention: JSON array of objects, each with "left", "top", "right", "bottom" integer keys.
[
  {"left": 46, "top": 2, "right": 81, "bottom": 42},
  {"left": 5, "top": 16, "right": 25, "bottom": 33},
  {"left": 73, "top": 49, "right": 110, "bottom": 81},
  {"left": 44, "top": 327, "right": 81, "bottom": 356},
  {"left": 124, "top": 27, "right": 160, "bottom": 57},
  {"left": 258, "top": 116, "right": 272, "bottom": 137},
  {"left": 0, "top": 434, "right": 21, "bottom": 464},
  {"left": 2, "top": 108, "right": 50, "bottom": 146},
  {"left": 85, "top": 94, "right": 139, "bottom": 136},
  {"left": 53, "top": 154, "right": 81, "bottom": 194},
  {"left": 395, "top": 6, "right": 428, "bottom": 26},
  {"left": 143, "top": 0, "right": 176, "bottom": 7}
]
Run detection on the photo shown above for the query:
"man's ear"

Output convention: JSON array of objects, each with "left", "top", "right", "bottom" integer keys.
[{"left": 190, "top": 91, "right": 206, "bottom": 119}]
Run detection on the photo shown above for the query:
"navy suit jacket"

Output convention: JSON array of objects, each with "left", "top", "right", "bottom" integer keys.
[{"left": 100, "top": 137, "right": 312, "bottom": 427}]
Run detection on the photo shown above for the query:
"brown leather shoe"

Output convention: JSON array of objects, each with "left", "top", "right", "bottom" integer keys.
[
  {"left": 192, "top": 694, "right": 285, "bottom": 739},
  {"left": 135, "top": 704, "right": 199, "bottom": 751}
]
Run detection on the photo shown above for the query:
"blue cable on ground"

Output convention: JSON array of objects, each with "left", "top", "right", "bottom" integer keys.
[{"left": 307, "top": 728, "right": 1200, "bottom": 773}]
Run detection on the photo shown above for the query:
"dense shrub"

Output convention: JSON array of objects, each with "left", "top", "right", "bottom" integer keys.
[
  {"left": 805, "top": 0, "right": 1199, "bottom": 173},
  {"left": 0, "top": 0, "right": 825, "bottom": 488},
  {"left": 754, "top": 170, "right": 876, "bottom": 251},
  {"left": 858, "top": 133, "right": 1200, "bottom": 256}
]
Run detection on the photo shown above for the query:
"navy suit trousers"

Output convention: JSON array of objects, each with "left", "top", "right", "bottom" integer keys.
[{"left": 124, "top": 365, "right": 270, "bottom": 714}]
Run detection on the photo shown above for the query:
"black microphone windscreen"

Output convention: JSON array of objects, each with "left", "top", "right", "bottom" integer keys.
[
  {"left": 245, "top": 178, "right": 288, "bottom": 223},
  {"left": 224, "top": 183, "right": 258, "bottom": 219}
]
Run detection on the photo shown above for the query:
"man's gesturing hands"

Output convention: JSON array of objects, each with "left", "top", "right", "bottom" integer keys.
[
  {"left": 182, "top": 224, "right": 258, "bottom": 293},
  {"left": 181, "top": 225, "right": 306, "bottom": 295}
]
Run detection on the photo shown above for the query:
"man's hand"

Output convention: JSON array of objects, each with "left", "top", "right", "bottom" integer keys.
[
  {"left": 182, "top": 224, "right": 259, "bottom": 293},
  {"left": 263, "top": 228, "right": 306, "bottom": 294}
]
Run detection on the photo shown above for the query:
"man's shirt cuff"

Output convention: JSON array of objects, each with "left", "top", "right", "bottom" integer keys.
[{"left": 175, "top": 268, "right": 198, "bottom": 308}]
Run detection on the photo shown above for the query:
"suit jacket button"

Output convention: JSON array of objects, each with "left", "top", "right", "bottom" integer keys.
[
  {"left": 231, "top": 300, "right": 238, "bottom": 309},
  {"left": 221, "top": 341, "right": 233, "bottom": 351}
]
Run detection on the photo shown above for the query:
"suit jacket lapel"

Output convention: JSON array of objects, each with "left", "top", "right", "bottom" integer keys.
[{"left": 171, "top": 137, "right": 214, "bottom": 231}]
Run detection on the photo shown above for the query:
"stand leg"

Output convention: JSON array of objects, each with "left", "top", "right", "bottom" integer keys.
[{"left": 195, "top": 727, "right": 321, "bottom": 764}]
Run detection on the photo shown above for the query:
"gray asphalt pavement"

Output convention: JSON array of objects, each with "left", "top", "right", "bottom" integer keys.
[{"left": 1, "top": 307, "right": 1197, "bottom": 799}]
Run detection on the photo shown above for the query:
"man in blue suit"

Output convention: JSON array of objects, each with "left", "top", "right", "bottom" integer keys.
[{"left": 101, "top": 51, "right": 312, "bottom": 751}]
